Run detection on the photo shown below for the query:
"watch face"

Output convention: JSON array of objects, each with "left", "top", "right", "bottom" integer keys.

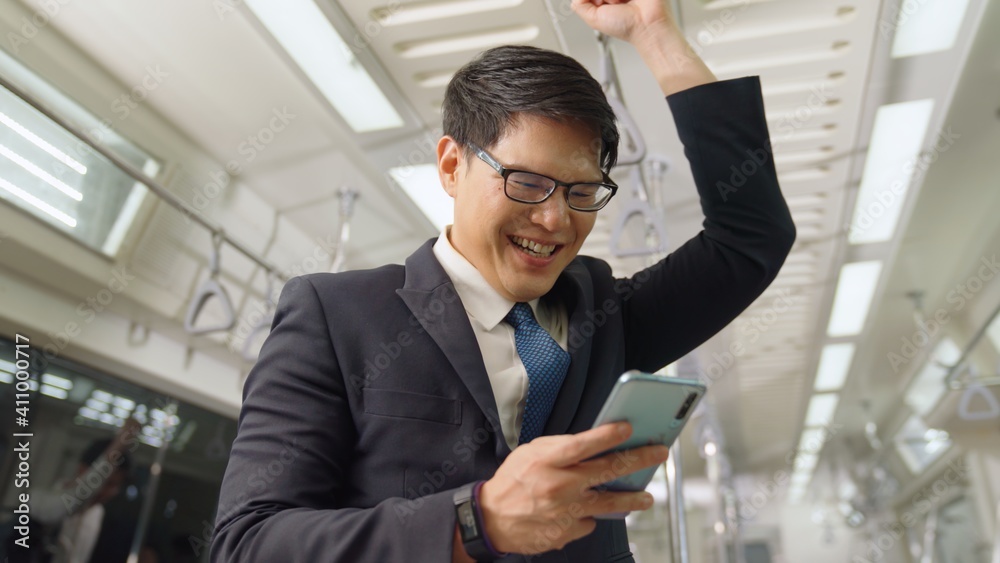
[{"left": 457, "top": 501, "right": 479, "bottom": 541}]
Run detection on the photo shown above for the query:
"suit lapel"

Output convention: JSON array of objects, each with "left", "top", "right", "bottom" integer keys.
[
  {"left": 396, "top": 241, "right": 501, "bottom": 436},
  {"left": 542, "top": 260, "right": 594, "bottom": 437},
  {"left": 396, "top": 240, "right": 596, "bottom": 456}
]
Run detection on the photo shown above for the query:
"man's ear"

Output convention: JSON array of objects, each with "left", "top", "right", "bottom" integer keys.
[{"left": 437, "top": 136, "right": 462, "bottom": 198}]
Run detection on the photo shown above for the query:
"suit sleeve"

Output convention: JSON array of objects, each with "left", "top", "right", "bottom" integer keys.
[
  {"left": 619, "top": 76, "right": 797, "bottom": 371},
  {"left": 210, "top": 276, "right": 458, "bottom": 562}
]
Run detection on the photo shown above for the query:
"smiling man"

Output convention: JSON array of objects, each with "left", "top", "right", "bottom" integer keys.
[{"left": 212, "top": 1, "right": 795, "bottom": 562}]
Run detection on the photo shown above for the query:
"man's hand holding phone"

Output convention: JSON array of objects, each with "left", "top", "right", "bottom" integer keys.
[{"left": 476, "top": 422, "right": 668, "bottom": 555}]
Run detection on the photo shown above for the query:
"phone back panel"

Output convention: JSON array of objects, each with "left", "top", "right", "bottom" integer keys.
[{"left": 592, "top": 371, "right": 706, "bottom": 492}]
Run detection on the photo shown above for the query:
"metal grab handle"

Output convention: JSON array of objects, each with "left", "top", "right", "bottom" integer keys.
[
  {"left": 240, "top": 274, "right": 277, "bottom": 362},
  {"left": 597, "top": 33, "right": 646, "bottom": 167},
  {"left": 609, "top": 96, "right": 647, "bottom": 167},
  {"left": 610, "top": 168, "right": 669, "bottom": 258},
  {"left": 958, "top": 384, "right": 1000, "bottom": 421},
  {"left": 331, "top": 187, "right": 359, "bottom": 274},
  {"left": 184, "top": 232, "right": 236, "bottom": 335}
]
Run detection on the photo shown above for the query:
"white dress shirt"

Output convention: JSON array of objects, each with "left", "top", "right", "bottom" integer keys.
[{"left": 433, "top": 227, "right": 568, "bottom": 451}]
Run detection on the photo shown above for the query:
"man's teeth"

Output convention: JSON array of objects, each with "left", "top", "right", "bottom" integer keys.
[{"left": 511, "top": 236, "right": 556, "bottom": 257}]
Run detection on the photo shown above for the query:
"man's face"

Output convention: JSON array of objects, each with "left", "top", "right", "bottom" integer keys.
[{"left": 438, "top": 114, "right": 602, "bottom": 302}]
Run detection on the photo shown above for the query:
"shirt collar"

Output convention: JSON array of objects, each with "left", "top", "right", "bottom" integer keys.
[{"left": 432, "top": 226, "right": 539, "bottom": 331}]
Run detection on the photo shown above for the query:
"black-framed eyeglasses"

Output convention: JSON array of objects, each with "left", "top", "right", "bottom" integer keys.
[{"left": 469, "top": 143, "right": 618, "bottom": 212}]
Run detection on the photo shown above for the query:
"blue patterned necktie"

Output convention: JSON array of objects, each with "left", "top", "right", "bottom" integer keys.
[{"left": 504, "top": 302, "right": 571, "bottom": 444}]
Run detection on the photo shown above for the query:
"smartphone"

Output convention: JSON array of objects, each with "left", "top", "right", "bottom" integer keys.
[{"left": 589, "top": 371, "right": 706, "bottom": 511}]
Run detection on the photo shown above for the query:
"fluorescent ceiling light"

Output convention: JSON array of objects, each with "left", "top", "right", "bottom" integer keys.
[
  {"left": 794, "top": 453, "right": 818, "bottom": 472},
  {"left": 827, "top": 260, "right": 883, "bottom": 337},
  {"left": 114, "top": 396, "right": 137, "bottom": 410},
  {"left": 41, "top": 373, "right": 73, "bottom": 390},
  {"left": 790, "top": 471, "right": 812, "bottom": 486},
  {"left": 0, "top": 110, "right": 87, "bottom": 174},
  {"left": 40, "top": 384, "right": 68, "bottom": 399},
  {"left": 397, "top": 26, "right": 539, "bottom": 59},
  {"left": 814, "top": 343, "right": 855, "bottom": 392},
  {"left": 0, "top": 143, "right": 83, "bottom": 200},
  {"left": 891, "top": 0, "right": 972, "bottom": 58},
  {"left": 246, "top": 0, "right": 404, "bottom": 133},
  {"left": 0, "top": 176, "right": 77, "bottom": 227},
  {"left": 849, "top": 99, "right": 934, "bottom": 244},
  {"left": 373, "top": 0, "right": 523, "bottom": 27},
  {"left": 390, "top": 164, "right": 453, "bottom": 230},
  {"left": 86, "top": 398, "right": 109, "bottom": 412},
  {"left": 804, "top": 393, "right": 839, "bottom": 427},
  {"left": 798, "top": 428, "right": 827, "bottom": 454},
  {"left": 92, "top": 389, "right": 114, "bottom": 402},
  {"left": 0, "top": 372, "right": 11, "bottom": 384}
]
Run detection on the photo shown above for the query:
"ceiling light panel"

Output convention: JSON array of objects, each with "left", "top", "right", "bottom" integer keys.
[
  {"left": 827, "top": 260, "right": 883, "bottom": 337},
  {"left": 891, "top": 0, "right": 973, "bottom": 58},
  {"left": 848, "top": 99, "right": 935, "bottom": 244},
  {"left": 337, "top": 0, "right": 560, "bottom": 129},
  {"left": 389, "top": 164, "right": 452, "bottom": 230},
  {"left": 245, "top": 0, "right": 404, "bottom": 133},
  {"left": 813, "top": 343, "right": 855, "bottom": 392},
  {"left": 804, "top": 393, "right": 840, "bottom": 426}
]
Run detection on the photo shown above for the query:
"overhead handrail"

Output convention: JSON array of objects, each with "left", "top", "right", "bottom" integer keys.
[
  {"left": 610, "top": 166, "right": 669, "bottom": 258},
  {"left": 597, "top": 33, "right": 646, "bottom": 167},
  {"left": 240, "top": 273, "right": 277, "bottom": 363},
  {"left": 0, "top": 72, "right": 287, "bottom": 282},
  {"left": 184, "top": 231, "right": 236, "bottom": 335},
  {"left": 330, "top": 187, "right": 359, "bottom": 274},
  {"left": 945, "top": 300, "right": 1000, "bottom": 389}
]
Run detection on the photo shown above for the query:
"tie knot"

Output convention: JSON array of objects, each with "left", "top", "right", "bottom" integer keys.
[{"left": 504, "top": 302, "right": 535, "bottom": 329}]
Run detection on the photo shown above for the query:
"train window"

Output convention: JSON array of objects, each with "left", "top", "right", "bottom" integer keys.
[
  {"left": 0, "top": 49, "right": 160, "bottom": 257},
  {"left": 893, "top": 414, "right": 952, "bottom": 474},
  {"left": 0, "top": 336, "right": 236, "bottom": 562}
]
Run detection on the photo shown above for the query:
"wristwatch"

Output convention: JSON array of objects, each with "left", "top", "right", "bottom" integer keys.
[{"left": 454, "top": 481, "right": 506, "bottom": 561}]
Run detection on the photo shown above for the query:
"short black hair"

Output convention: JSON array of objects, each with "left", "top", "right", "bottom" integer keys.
[
  {"left": 80, "top": 438, "right": 132, "bottom": 472},
  {"left": 443, "top": 45, "right": 619, "bottom": 173}
]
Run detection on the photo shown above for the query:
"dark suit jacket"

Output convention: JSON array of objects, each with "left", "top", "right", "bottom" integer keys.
[{"left": 211, "top": 76, "right": 795, "bottom": 562}]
